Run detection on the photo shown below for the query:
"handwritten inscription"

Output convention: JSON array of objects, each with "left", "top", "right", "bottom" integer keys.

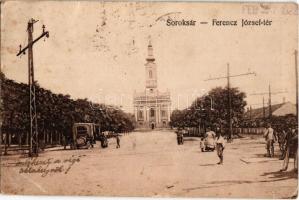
[{"left": 16, "top": 155, "right": 83, "bottom": 177}]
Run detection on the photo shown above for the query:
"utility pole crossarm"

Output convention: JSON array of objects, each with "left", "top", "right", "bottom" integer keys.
[
  {"left": 204, "top": 71, "right": 256, "bottom": 81},
  {"left": 250, "top": 90, "right": 287, "bottom": 96},
  {"left": 17, "top": 27, "right": 49, "bottom": 56},
  {"left": 250, "top": 92, "right": 268, "bottom": 96}
]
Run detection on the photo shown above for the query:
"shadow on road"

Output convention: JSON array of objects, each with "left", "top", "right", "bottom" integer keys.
[
  {"left": 199, "top": 163, "right": 217, "bottom": 167},
  {"left": 183, "top": 174, "right": 298, "bottom": 192},
  {"left": 183, "top": 138, "right": 199, "bottom": 142},
  {"left": 261, "top": 170, "right": 298, "bottom": 180},
  {"left": 254, "top": 153, "right": 282, "bottom": 159}
]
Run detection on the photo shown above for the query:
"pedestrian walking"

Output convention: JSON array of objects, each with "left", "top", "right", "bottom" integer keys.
[
  {"left": 215, "top": 131, "right": 225, "bottom": 165},
  {"left": 263, "top": 123, "right": 277, "bottom": 157},
  {"left": 116, "top": 134, "right": 120, "bottom": 148}
]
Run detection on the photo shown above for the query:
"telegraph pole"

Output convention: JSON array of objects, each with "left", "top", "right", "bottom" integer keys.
[
  {"left": 268, "top": 84, "right": 272, "bottom": 118},
  {"left": 263, "top": 97, "right": 265, "bottom": 119},
  {"left": 205, "top": 63, "right": 256, "bottom": 141},
  {"left": 17, "top": 19, "right": 49, "bottom": 157},
  {"left": 227, "top": 64, "right": 233, "bottom": 141},
  {"left": 295, "top": 50, "right": 298, "bottom": 119}
]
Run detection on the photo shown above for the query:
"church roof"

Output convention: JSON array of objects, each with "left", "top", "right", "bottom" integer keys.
[{"left": 133, "top": 90, "right": 171, "bottom": 103}]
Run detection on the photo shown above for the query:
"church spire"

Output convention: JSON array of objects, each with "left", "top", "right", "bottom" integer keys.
[
  {"left": 146, "top": 37, "right": 155, "bottom": 62},
  {"left": 145, "top": 37, "right": 157, "bottom": 90}
]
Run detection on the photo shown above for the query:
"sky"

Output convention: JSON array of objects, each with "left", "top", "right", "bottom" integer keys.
[{"left": 1, "top": 1, "right": 298, "bottom": 113}]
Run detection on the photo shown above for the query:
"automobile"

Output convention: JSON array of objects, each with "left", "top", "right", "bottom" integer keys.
[
  {"left": 200, "top": 132, "right": 216, "bottom": 152},
  {"left": 70, "top": 123, "right": 97, "bottom": 149}
]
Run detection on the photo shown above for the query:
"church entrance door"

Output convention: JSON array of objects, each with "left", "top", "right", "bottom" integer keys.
[{"left": 151, "top": 123, "right": 155, "bottom": 130}]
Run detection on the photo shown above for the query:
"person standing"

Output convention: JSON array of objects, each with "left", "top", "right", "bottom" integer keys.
[
  {"left": 281, "top": 126, "right": 298, "bottom": 172},
  {"left": 116, "top": 134, "right": 120, "bottom": 148},
  {"left": 215, "top": 131, "right": 225, "bottom": 165},
  {"left": 277, "top": 127, "right": 287, "bottom": 160},
  {"left": 264, "top": 123, "right": 277, "bottom": 157}
]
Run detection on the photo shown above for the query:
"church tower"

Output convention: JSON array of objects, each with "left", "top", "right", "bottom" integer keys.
[
  {"left": 133, "top": 38, "right": 171, "bottom": 129},
  {"left": 145, "top": 39, "right": 157, "bottom": 94}
]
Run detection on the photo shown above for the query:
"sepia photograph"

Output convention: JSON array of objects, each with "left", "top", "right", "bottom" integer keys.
[{"left": 0, "top": 1, "right": 298, "bottom": 198}]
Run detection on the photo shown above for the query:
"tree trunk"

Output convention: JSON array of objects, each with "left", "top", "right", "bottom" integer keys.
[
  {"left": 58, "top": 132, "right": 61, "bottom": 145},
  {"left": 26, "top": 131, "right": 29, "bottom": 145},
  {"left": 4, "top": 133, "right": 8, "bottom": 155},
  {"left": 0, "top": 131, "right": 2, "bottom": 155},
  {"left": 8, "top": 133, "right": 11, "bottom": 147},
  {"left": 43, "top": 131, "right": 46, "bottom": 145},
  {"left": 18, "top": 132, "right": 22, "bottom": 147}
]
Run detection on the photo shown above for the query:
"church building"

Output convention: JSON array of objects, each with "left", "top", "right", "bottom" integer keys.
[{"left": 133, "top": 40, "right": 171, "bottom": 129}]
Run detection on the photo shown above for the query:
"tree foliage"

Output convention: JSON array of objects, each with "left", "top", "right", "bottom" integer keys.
[
  {"left": 1, "top": 72, "right": 135, "bottom": 141},
  {"left": 239, "top": 114, "right": 297, "bottom": 129},
  {"left": 170, "top": 87, "right": 247, "bottom": 129}
]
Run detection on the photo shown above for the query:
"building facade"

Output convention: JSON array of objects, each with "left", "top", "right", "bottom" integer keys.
[{"left": 133, "top": 40, "right": 171, "bottom": 129}]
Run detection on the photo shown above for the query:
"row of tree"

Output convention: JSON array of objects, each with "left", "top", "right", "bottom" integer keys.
[
  {"left": 240, "top": 114, "right": 297, "bottom": 130},
  {"left": 1, "top": 72, "right": 135, "bottom": 146},
  {"left": 170, "top": 86, "right": 297, "bottom": 133},
  {"left": 170, "top": 87, "right": 247, "bottom": 131}
]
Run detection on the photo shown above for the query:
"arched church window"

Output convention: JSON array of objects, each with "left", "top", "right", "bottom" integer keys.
[
  {"left": 149, "top": 70, "right": 152, "bottom": 78},
  {"left": 161, "top": 110, "right": 166, "bottom": 117},
  {"left": 138, "top": 110, "right": 143, "bottom": 119},
  {"left": 150, "top": 108, "right": 155, "bottom": 117}
]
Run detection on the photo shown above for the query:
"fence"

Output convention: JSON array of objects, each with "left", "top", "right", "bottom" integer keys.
[
  {"left": 177, "top": 127, "right": 266, "bottom": 137},
  {"left": 232, "top": 127, "right": 265, "bottom": 135},
  {"left": 0, "top": 131, "right": 65, "bottom": 155}
]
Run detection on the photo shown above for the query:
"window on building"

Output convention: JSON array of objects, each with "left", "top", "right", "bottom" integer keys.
[
  {"left": 150, "top": 108, "right": 155, "bottom": 117},
  {"left": 161, "top": 110, "right": 166, "bottom": 117},
  {"left": 149, "top": 70, "right": 152, "bottom": 78},
  {"left": 138, "top": 110, "right": 143, "bottom": 119}
]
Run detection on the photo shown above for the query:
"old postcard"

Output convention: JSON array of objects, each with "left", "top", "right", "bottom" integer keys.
[{"left": 0, "top": 1, "right": 298, "bottom": 198}]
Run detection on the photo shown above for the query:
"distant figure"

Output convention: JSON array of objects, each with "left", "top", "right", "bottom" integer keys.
[
  {"left": 215, "top": 130, "right": 225, "bottom": 164},
  {"left": 200, "top": 137, "right": 205, "bottom": 152},
  {"left": 176, "top": 128, "right": 184, "bottom": 145},
  {"left": 277, "top": 127, "right": 287, "bottom": 159},
  {"left": 116, "top": 134, "right": 120, "bottom": 148},
  {"left": 100, "top": 132, "right": 108, "bottom": 148},
  {"left": 64, "top": 135, "right": 71, "bottom": 150},
  {"left": 281, "top": 126, "right": 298, "bottom": 172},
  {"left": 263, "top": 123, "right": 277, "bottom": 157}
]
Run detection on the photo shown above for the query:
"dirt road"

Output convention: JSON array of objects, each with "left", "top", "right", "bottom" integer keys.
[{"left": 1, "top": 130, "right": 297, "bottom": 198}]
